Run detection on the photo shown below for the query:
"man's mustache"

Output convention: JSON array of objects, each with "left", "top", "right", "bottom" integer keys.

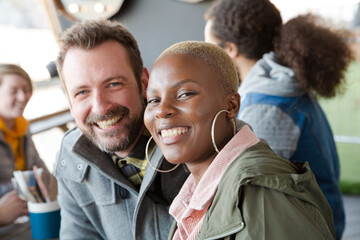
[{"left": 85, "top": 106, "right": 129, "bottom": 125}]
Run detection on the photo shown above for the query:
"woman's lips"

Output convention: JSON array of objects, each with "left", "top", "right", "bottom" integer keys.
[
  {"left": 159, "top": 127, "right": 190, "bottom": 145},
  {"left": 160, "top": 127, "right": 189, "bottom": 138}
]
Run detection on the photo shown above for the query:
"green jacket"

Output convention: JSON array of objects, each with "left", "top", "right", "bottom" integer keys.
[{"left": 169, "top": 142, "right": 335, "bottom": 240}]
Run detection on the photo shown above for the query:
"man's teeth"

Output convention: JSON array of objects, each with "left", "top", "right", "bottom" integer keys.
[
  {"left": 97, "top": 116, "right": 121, "bottom": 129},
  {"left": 161, "top": 128, "right": 188, "bottom": 138}
]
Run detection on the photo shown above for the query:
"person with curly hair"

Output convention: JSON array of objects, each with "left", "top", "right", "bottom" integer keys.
[{"left": 204, "top": 0, "right": 353, "bottom": 239}]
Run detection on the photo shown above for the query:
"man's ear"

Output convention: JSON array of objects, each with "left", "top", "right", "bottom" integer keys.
[
  {"left": 141, "top": 67, "right": 149, "bottom": 98},
  {"left": 226, "top": 92, "right": 241, "bottom": 119},
  {"left": 224, "top": 42, "right": 239, "bottom": 59}
]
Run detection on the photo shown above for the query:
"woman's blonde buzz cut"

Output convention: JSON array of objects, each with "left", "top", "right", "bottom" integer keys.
[{"left": 157, "top": 41, "right": 239, "bottom": 94}]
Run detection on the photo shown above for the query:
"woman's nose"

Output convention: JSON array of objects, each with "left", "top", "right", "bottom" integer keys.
[
  {"left": 155, "top": 101, "right": 175, "bottom": 119},
  {"left": 16, "top": 90, "right": 28, "bottom": 103}
]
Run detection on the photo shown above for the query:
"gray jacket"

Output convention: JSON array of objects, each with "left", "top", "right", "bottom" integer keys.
[
  {"left": 54, "top": 127, "right": 189, "bottom": 240},
  {"left": 0, "top": 131, "right": 49, "bottom": 183},
  {"left": 0, "top": 130, "right": 51, "bottom": 240},
  {"left": 238, "top": 52, "right": 344, "bottom": 238}
]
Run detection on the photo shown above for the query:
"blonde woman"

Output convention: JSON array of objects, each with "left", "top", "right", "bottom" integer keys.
[
  {"left": 144, "top": 41, "right": 335, "bottom": 240},
  {"left": 0, "top": 64, "right": 51, "bottom": 239}
]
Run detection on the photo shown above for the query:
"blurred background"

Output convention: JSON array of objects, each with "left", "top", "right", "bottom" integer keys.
[
  {"left": 0, "top": 0, "right": 359, "bottom": 211},
  {"left": 1, "top": 1, "right": 359, "bottom": 239}
]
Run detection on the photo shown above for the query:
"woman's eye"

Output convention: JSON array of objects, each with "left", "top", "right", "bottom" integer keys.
[
  {"left": 178, "top": 92, "right": 195, "bottom": 99},
  {"left": 147, "top": 98, "right": 160, "bottom": 104}
]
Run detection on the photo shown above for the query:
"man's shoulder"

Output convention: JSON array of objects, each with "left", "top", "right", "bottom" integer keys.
[
  {"left": 62, "top": 126, "right": 83, "bottom": 145},
  {"left": 54, "top": 127, "right": 89, "bottom": 181}
]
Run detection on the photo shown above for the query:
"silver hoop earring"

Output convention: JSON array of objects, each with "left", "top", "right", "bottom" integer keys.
[
  {"left": 211, "top": 110, "right": 236, "bottom": 153},
  {"left": 145, "top": 136, "right": 180, "bottom": 173}
]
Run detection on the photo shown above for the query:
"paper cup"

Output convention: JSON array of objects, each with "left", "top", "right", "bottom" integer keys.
[{"left": 28, "top": 201, "right": 61, "bottom": 239}]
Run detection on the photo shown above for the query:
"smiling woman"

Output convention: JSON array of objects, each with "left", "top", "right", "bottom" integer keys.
[
  {"left": 144, "top": 41, "right": 337, "bottom": 240},
  {"left": 144, "top": 44, "right": 238, "bottom": 180},
  {"left": 0, "top": 64, "right": 53, "bottom": 240},
  {"left": 0, "top": 0, "right": 70, "bottom": 173}
]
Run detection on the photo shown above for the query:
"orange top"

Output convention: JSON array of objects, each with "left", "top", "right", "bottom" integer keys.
[{"left": 0, "top": 116, "right": 28, "bottom": 170}]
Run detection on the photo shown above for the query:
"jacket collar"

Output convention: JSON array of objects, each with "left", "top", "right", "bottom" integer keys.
[
  {"left": 196, "top": 143, "right": 317, "bottom": 239},
  {"left": 71, "top": 131, "right": 163, "bottom": 194}
]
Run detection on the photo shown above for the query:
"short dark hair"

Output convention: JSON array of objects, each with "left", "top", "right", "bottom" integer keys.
[
  {"left": 206, "top": 0, "right": 353, "bottom": 98},
  {"left": 56, "top": 19, "right": 143, "bottom": 93},
  {"left": 205, "top": 0, "right": 282, "bottom": 60}
]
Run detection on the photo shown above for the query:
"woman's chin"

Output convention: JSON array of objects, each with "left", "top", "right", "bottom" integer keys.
[{"left": 163, "top": 154, "right": 182, "bottom": 165}]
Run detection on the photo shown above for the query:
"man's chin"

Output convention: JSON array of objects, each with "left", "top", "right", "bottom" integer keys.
[
  {"left": 79, "top": 127, "right": 128, "bottom": 152},
  {"left": 94, "top": 134, "right": 130, "bottom": 153}
]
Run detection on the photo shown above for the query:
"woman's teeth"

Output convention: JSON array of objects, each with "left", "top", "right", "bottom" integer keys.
[{"left": 161, "top": 128, "right": 188, "bottom": 138}]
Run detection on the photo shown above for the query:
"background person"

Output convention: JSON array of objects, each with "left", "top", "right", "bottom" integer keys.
[
  {"left": 0, "top": 63, "right": 51, "bottom": 240},
  {"left": 54, "top": 19, "right": 188, "bottom": 240},
  {"left": 144, "top": 41, "right": 336, "bottom": 240},
  {"left": 204, "top": 0, "right": 353, "bottom": 238}
]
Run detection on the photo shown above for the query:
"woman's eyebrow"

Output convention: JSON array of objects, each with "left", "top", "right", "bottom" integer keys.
[
  {"left": 147, "top": 79, "right": 199, "bottom": 93},
  {"left": 172, "top": 79, "right": 198, "bottom": 88}
]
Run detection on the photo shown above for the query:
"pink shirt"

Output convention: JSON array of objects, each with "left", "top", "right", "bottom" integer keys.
[{"left": 169, "top": 125, "right": 260, "bottom": 240}]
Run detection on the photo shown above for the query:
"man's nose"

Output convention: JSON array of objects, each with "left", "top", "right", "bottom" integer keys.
[{"left": 92, "top": 91, "right": 111, "bottom": 115}]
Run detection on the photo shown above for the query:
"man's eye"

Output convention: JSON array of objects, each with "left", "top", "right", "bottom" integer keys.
[
  {"left": 109, "top": 82, "right": 121, "bottom": 87},
  {"left": 75, "top": 90, "right": 88, "bottom": 97}
]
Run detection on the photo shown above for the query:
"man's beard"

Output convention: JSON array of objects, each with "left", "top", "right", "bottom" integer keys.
[{"left": 81, "top": 105, "right": 144, "bottom": 153}]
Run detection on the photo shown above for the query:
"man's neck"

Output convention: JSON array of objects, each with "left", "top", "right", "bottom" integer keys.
[{"left": 114, "top": 126, "right": 145, "bottom": 158}]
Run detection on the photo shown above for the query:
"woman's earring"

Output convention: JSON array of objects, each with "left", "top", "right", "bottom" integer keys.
[
  {"left": 211, "top": 110, "right": 236, "bottom": 153},
  {"left": 145, "top": 136, "right": 180, "bottom": 173}
]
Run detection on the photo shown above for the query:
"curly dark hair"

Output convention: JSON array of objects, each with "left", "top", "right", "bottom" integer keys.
[
  {"left": 205, "top": 0, "right": 282, "bottom": 60},
  {"left": 274, "top": 14, "right": 354, "bottom": 98},
  {"left": 206, "top": 0, "right": 354, "bottom": 98}
]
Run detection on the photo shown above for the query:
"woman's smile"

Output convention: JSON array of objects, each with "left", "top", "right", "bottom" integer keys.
[
  {"left": 144, "top": 52, "right": 230, "bottom": 167},
  {"left": 158, "top": 126, "right": 190, "bottom": 144}
]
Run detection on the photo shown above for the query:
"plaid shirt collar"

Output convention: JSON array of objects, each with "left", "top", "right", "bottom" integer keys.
[{"left": 109, "top": 131, "right": 152, "bottom": 187}]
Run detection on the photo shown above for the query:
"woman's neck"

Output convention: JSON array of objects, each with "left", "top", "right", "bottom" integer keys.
[
  {"left": 233, "top": 55, "right": 257, "bottom": 82},
  {"left": 186, "top": 158, "right": 214, "bottom": 184},
  {"left": 186, "top": 131, "right": 234, "bottom": 184},
  {"left": 0, "top": 116, "right": 15, "bottom": 131}
]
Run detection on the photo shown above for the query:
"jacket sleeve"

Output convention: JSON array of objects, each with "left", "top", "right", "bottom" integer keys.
[
  {"left": 237, "top": 185, "right": 335, "bottom": 240},
  {"left": 57, "top": 177, "right": 103, "bottom": 239},
  {"left": 238, "top": 104, "right": 300, "bottom": 159}
]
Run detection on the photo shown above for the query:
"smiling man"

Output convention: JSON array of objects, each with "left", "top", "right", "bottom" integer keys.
[{"left": 54, "top": 19, "right": 188, "bottom": 240}]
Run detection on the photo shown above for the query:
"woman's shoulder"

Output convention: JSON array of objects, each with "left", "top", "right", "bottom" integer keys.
[{"left": 219, "top": 142, "right": 312, "bottom": 192}]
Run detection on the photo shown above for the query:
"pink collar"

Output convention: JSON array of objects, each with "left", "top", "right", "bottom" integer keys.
[{"left": 170, "top": 125, "right": 259, "bottom": 240}]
